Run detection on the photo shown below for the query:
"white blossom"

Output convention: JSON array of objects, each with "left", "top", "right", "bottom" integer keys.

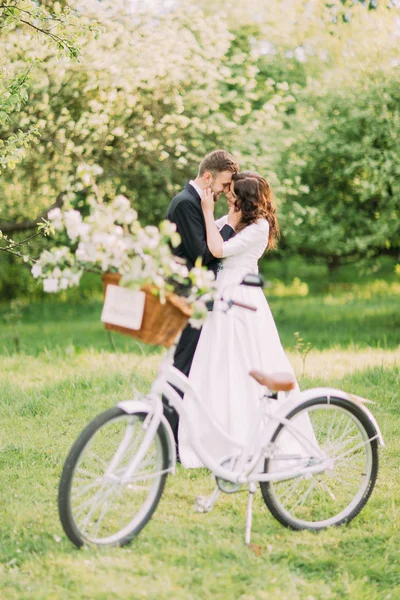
[
  {"left": 189, "top": 267, "right": 216, "bottom": 290},
  {"left": 47, "top": 207, "right": 63, "bottom": 231},
  {"left": 189, "top": 317, "right": 205, "bottom": 330},
  {"left": 64, "top": 210, "right": 83, "bottom": 241},
  {"left": 31, "top": 263, "right": 42, "bottom": 278},
  {"left": 170, "top": 232, "right": 181, "bottom": 248},
  {"left": 294, "top": 46, "right": 307, "bottom": 63},
  {"left": 71, "top": 272, "right": 82, "bottom": 286},
  {"left": 43, "top": 278, "right": 59, "bottom": 293},
  {"left": 122, "top": 209, "right": 138, "bottom": 225},
  {"left": 59, "top": 277, "right": 70, "bottom": 290},
  {"left": 112, "top": 195, "right": 130, "bottom": 211},
  {"left": 168, "top": 259, "right": 189, "bottom": 278},
  {"left": 77, "top": 222, "right": 91, "bottom": 238},
  {"left": 159, "top": 220, "right": 177, "bottom": 237},
  {"left": 189, "top": 300, "right": 208, "bottom": 329}
]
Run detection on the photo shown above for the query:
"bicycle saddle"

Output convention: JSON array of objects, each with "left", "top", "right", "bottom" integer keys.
[{"left": 249, "top": 370, "right": 296, "bottom": 392}]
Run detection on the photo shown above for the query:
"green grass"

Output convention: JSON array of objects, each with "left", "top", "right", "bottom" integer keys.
[
  {"left": 0, "top": 287, "right": 399, "bottom": 356},
  {"left": 269, "top": 293, "right": 400, "bottom": 350},
  {"left": 0, "top": 293, "right": 399, "bottom": 599}
]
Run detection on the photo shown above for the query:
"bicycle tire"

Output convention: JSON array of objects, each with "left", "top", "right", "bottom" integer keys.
[
  {"left": 260, "top": 396, "right": 379, "bottom": 531},
  {"left": 58, "top": 406, "right": 169, "bottom": 547}
]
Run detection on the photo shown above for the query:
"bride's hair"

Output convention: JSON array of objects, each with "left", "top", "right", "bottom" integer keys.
[{"left": 232, "top": 171, "right": 280, "bottom": 250}]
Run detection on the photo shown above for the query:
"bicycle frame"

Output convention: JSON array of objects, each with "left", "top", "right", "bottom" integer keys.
[
  {"left": 116, "top": 299, "right": 384, "bottom": 488},
  {"left": 117, "top": 345, "right": 383, "bottom": 486}
]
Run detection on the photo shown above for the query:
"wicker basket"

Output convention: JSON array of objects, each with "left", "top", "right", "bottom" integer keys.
[{"left": 101, "top": 272, "right": 192, "bottom": 348}]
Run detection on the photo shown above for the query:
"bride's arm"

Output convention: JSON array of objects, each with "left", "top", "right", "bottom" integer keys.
[
  {"left": 202, "top": 190, "right": 242, "bottom": 257},
  {"left": 214, "top": 215, "right": 228, "bottom": 229},
  {"left": 202, "top": 189, "right": 224, "bottom": 258},
  {"left": 222, "top": 220, "right": 270, "bottom": 257}
]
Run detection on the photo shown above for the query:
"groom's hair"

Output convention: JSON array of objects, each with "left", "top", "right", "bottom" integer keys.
[{"left": 198, "top": 150, "right": 239, "bottom": 177}]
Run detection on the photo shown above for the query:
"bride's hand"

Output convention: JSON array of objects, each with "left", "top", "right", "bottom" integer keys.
[
  {"left": 228, "top": 204, "right": 242, "bottom": 230},
  {"left": 201, "top": 187, "right": 215, "bottom": 213}
]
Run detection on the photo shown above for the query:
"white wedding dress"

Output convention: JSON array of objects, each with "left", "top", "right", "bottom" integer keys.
[{"left": 178, "top": 216, "right": 311, "bottom": 468}]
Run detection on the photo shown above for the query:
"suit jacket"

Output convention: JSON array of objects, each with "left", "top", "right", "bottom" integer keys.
[{"left": 166, "top": 182, "right": 235, "bottom": 276}]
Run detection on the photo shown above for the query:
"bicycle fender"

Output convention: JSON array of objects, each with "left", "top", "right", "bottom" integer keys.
[
  {"left": 117, "top": 399, "right": 177, "bottom": 468},
  {"left": 273, "top": 387, "right": 384, "bottom": 446}
]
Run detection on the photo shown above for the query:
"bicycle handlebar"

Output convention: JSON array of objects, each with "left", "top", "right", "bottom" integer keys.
[
  {"left": 230, "top": 299, "right": 257, "bottom": 312},
  {"left": 204, "top": 298, "right": 257, "bottom": 312}
]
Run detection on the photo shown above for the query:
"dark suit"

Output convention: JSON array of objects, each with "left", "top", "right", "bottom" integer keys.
[{"left": 164, "top": 182, "right": 235, "bottom": 446}]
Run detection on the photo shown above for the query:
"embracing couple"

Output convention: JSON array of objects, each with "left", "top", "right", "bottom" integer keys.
[{"left": 165, "top": 150, "right": 297, "bottom": 467}]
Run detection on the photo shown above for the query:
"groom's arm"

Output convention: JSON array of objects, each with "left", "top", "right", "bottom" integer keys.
[
  {"left": 214, "top": 215, "right": 235, "bottom": 241},
  {"left": 219, "top": 223, "right": 235, "bottom": 241}
]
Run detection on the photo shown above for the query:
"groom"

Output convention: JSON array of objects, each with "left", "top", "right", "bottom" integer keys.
[{"left": 164, "top": 149, "right": 239, "bottom": 446}]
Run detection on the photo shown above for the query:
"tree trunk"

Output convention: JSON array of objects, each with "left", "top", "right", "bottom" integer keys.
[{"left": 327, "top": 255, "right": 341, "bottom": 276}]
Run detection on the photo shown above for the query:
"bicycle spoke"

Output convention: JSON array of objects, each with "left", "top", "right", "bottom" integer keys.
[
  {"left": 75, "top": 466, "right": 102, "bottom": 479},
  {"left": 90, "top": 485, "right": 126, "bottom": 537},
  {"left": 61, "top": 411, "right": 168, "bottom": 546},
  {"left": 334, "top": 436, "right": 377, "bottom": 463},
  {"left": 325, "top": 409, "right": 340, "bottom": 445},
  {"left": 328, "top": 434, "right": 361, "bottom": 457},
  {"left": 71, "top": 477, "right": 103, "bottom": 500},
  {"left": 278, "top": 476, "right": 306, "bottom": 504},
  {"left": 327, "top": 472, "right": 362, "bottom": 490},
  {"left": 333, "top": 418, "right": 356, "bottom": 447},
  {"left": 86, "top": 451, "right": 110, "bottom": 470},
  {"left": 289, "top": 478, "right": 318, "bottom": 511},
  {"left": 316, "top": 479, "right": 337, "bottom": 502},
  {"left": 75, "top": 482, "right": 110, "bottom": 527},
  {"left": 263, "top": 401, "right": 377, "bottom": 528}
]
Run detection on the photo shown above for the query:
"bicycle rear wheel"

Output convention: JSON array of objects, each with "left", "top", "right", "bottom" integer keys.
[
  {"left": 58, "top": 407, "right": 169, "bottom": 547},
  {"left": 261, "top": 397, "right": 379, "bottom": 530}
]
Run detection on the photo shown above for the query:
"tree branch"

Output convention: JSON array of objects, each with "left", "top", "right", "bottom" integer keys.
[
  {"left": 18, "top": 17, "right": 74, "bottom": 52},
  {"left": 0, "top": 5, "right": 78, "bottom": 55},
  {"left": 0, "top": 245, "right": 35, "bottom": 262},
  {"left": 0, "top": 5, "right": 66, "bottom": 25},
  {"left": 5, "top": 228, "right": 44, "bottom": 249},
  {"left": 0, "top": 191, "right": 65, "bottom": 234}
]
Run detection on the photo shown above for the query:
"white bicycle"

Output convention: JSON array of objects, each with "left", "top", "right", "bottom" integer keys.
[{"left": 58, "top": 276, "right": 383, "bottom": 547}]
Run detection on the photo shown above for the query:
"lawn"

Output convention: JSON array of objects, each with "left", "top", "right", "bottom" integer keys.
[{"left": 0, "top": 292, "right": 399, "bottom": 599}]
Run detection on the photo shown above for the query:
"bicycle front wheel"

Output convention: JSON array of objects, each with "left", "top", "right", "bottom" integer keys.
[
  {"left": 261, "top": 397, "right": 379, "bottom": 530},
  {"left": 58, "top": 407, "right": 169, "bottom": 547}
]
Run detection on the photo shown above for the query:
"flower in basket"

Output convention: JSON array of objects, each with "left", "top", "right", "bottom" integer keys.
[{"left": 31, "top": 170, "right": 217, "bottom": 329}]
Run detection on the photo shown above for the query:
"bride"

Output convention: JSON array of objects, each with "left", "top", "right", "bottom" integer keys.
[{"left": 178, "top": 171, "right": 301, "bottom": 468}]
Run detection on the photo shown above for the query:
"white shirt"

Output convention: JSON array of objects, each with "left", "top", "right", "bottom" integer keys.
[{"left": 189, "top": 179, "right": 204, "bottom": 200}]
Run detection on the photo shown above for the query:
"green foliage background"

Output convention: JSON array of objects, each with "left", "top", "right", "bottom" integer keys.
[{"left": 1, "top": 0, "right": 399, "bottom": 297}]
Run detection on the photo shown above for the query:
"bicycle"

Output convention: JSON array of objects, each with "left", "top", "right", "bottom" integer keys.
[{"left": 58, "top": 275, "right": 384, "bottom": 548}]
